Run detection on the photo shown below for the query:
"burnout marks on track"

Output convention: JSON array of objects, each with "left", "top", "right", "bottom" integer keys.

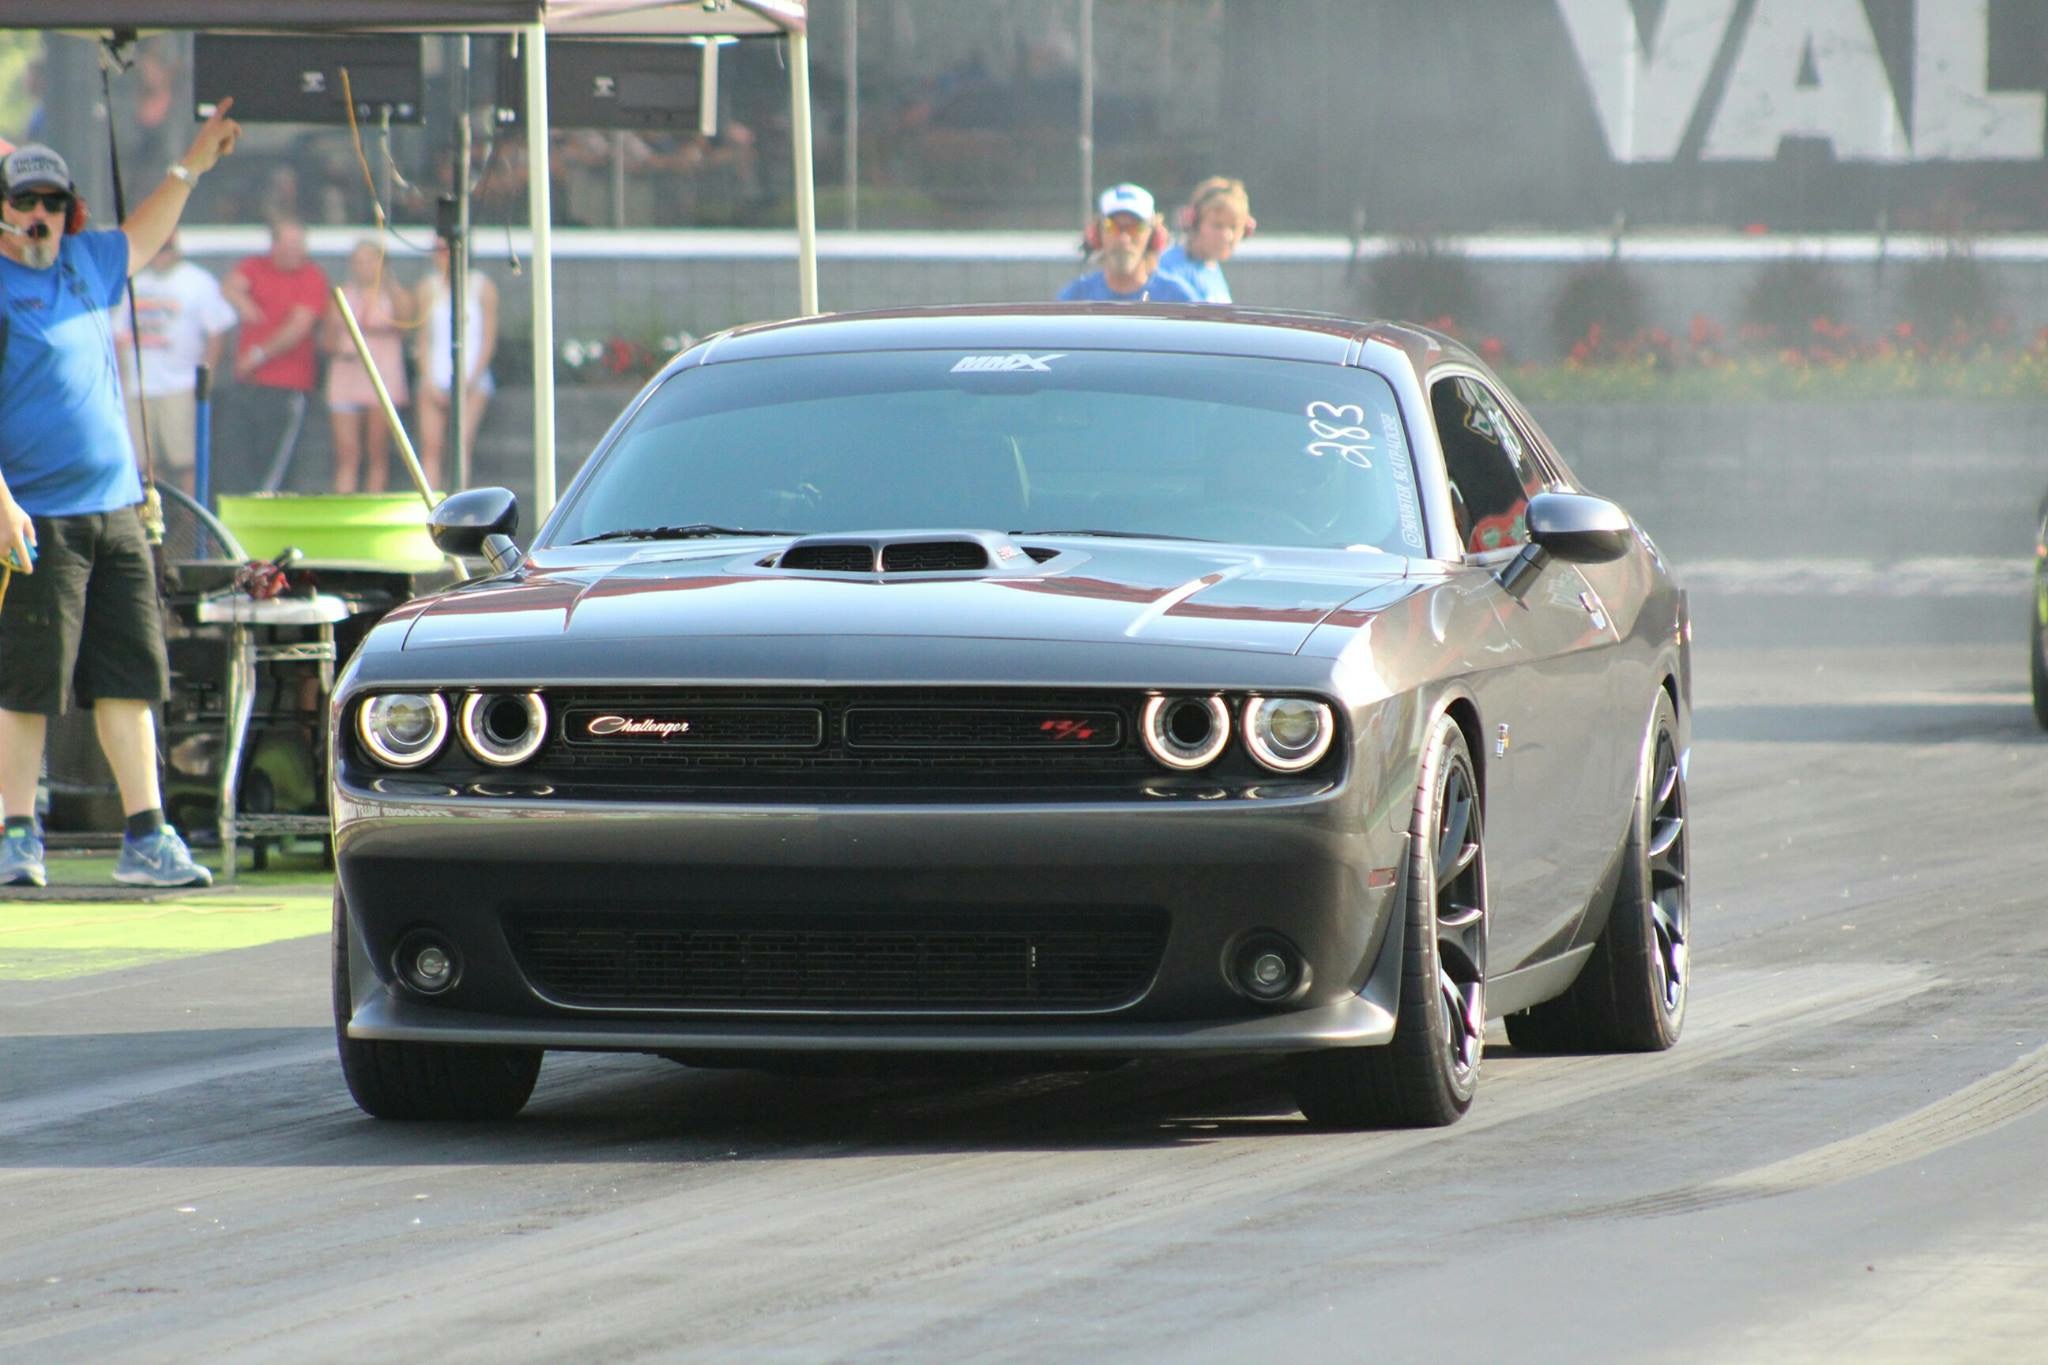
[{"left": 1566, "top": 1039, "right": 2048, "bottom": 1221}]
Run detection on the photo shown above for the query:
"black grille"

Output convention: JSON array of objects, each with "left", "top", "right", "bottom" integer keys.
[
  {"left": 881, "top": 541, "right": 989, "bottom": 572},
  {"left": 562, "top": 705, "right": 822, "bottom": 748},
  {"left": 844, "top": 706, "right": 1120, "bottom": 749},
  {"left": 510, "top": 909, "right": 1168, "bottom": 1010},
  {"left": 781, "top": 544, "right": 876, "bottom": 572},
  {"left": 534, "top": 687, "right": 1155, "bottom": 782}
]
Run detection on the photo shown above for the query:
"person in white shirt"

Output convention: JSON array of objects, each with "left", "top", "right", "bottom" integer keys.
[
  {"left": 414, "top": 238, "right": 499, "bottom": 490},
  {"left": 115, "top": 232, "right": 237, "bottom": 494}
]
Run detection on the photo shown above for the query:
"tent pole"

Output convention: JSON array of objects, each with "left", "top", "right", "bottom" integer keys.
[
  {"left": 524, "top": 22, "right": 560, "bottom": 520},
  {"left": 789, "top": 27, "right": 819, "bottom": 315}
]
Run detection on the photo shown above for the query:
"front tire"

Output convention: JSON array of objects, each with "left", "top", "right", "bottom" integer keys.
[
  {"left": 332, "top": 888, "right": 542, "bottom": 1120},
  {"left": 1506, "top": 690, "right": 1689, "bottom": 1053},
  {"left": 1291, "top": 713, "right": 1487, "bottom": 1128}
]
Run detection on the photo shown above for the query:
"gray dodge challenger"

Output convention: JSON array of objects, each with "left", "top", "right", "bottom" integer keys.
[{"left": 331, "top": 304, "right": 1692, "bottom": 1128}]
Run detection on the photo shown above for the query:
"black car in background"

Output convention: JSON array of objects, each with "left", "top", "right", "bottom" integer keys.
[{"left": 330, "top": 305, "right": 1692, "bottom": 1128}]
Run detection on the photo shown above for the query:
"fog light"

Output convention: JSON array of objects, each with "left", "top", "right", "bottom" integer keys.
[
  {"left": 414, "top": 945, "right": 452, "bottom": 987},
  {"left": 395, "top": 932, "right": 460, "bottom": 995},
  {"left": 1231, "top": 934, "right": 1307, "bottom": 1004}
]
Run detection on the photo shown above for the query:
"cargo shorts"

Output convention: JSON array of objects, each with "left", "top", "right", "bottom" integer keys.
[{"left": 0, "top": 506, "right": 169, "bottom": 715}]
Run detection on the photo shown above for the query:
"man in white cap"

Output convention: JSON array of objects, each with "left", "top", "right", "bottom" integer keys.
[
  {"left": 1057, "top": 183, "right": 1198, "bottom": 304},
  {"left": 0, "top": 100, "right": 243, "bottom": 889}
]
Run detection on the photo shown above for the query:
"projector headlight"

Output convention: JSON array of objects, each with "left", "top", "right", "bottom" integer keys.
[
  {"left": 357, "top": 692, "right": 449, "bottom": 768},
  {"left": 1243, "top": 696, "right": 1334, "bottom": 772},
  {"left": 459, "top": 691, "right": 548, "bottom": 767}
]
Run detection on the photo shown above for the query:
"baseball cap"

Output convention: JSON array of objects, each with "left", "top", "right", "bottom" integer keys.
[
  {"left": 3, "top": 144, "right": 71, "bottom": 194},
  {"left": 1097, "top": 182, "right": 1155, "bottom": 221}
]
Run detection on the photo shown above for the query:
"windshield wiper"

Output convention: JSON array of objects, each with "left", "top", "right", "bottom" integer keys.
[
  {"left": 1009, "top": 528, "right": 1213, "bottom": 542},
  {"left": 573, "top": 524, "right": 803, "bottom": 544}
]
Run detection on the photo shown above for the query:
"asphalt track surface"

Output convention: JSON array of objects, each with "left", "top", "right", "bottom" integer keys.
[{"left": 3, "top": 573, "right": 2045, "bottom": 1363}]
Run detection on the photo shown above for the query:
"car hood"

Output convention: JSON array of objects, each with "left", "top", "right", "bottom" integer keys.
[{"left": 400, "top": 541, "right": 1413, "bottom": 657}]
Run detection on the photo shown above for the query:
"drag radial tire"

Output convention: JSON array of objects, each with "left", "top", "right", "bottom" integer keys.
[
  {"left": 2030, "top": 609, "right": 2048, "bottom": 730},
  {"left": 1506, "top": 690, "right": 1689, "bottom": 1054},
  {"left": 1291, "top": 713, "right": 1486, "bottom": 1128},
  {"left": 332, "top": 888, "right": 543, "bottom": 1120}
]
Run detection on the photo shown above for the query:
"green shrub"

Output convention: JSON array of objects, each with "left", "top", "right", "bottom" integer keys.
[
  {"left": 1363, "top": 237, "right": 1483, "bottom": 334},
  {"left": 1551, "top": 260, "right": 1648, "bottom": 357},
  {"left": 1899, "top": 251, "right": 2001, "bottom": 342},
  {"left": 1738, "top": 257, "right": 1847, "bottom": 349}
]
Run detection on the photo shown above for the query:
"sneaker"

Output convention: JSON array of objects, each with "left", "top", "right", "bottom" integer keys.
[
  {"left": 0, "top": 828, "right": 46, "bottom": 888},
  {"left": 112, "top": 826, "right": 214, "bottom": 888}
]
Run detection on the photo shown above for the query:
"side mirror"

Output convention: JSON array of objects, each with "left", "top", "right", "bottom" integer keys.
[
  {"left": 429, "top": 487, "right": 522, "bottom": 572},
  {"left": 1525, "top": 492, "right": 1631, "bottom": 564}
]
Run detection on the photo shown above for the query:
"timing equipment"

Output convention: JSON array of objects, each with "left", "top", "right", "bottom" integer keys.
[{"left": 193, "top": 34, "right": 423, "bottom": 125}]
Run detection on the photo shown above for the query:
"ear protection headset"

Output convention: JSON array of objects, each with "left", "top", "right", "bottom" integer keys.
[
  {"left": 1177, "top": 177, "right": 1255, "bottom": 241},
  {"left": 1, "top": 168, "right": 89, "bottom": 235},
  {"left": 1082, "top": 213, "right": 1169, "bottom": 256}
]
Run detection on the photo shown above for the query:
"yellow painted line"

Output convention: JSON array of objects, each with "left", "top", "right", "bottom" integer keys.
[{"left": 0, "top": 890, "right": 330, "bottom": 982}]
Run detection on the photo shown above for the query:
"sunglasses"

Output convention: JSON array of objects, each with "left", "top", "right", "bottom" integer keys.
[
  {"left": 6, "top": 190, "right": 71, "bottom": 215},
  {"left": 1101, "top": 215, "right": 1151, "bottom": 238}
]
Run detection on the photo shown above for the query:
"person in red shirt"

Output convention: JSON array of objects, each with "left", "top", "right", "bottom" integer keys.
[{"left": 220, "top": 218, "right": 330, "bottom": 492}]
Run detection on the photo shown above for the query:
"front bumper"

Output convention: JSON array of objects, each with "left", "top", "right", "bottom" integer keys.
[{"left": 335, "top": 784, "right": 1410, "bottom": 1053}]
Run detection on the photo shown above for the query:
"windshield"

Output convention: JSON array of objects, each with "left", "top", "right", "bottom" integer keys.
[{"left": 546, "top": 349, "right": 1427, "bottom": 555}]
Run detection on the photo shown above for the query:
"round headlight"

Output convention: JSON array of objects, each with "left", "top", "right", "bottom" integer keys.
[
  {"left": 1243, "top": 696, "right": 1334, "bottom": 772},
  {"left": 459, "top": 691, "right": 548, "bottom": 767},
  {"left": 357, "top": 692, "right": 449, "bottom": 768},
  {"left": 1141, "top": 694, "right": 1231, "bottom": 770}
]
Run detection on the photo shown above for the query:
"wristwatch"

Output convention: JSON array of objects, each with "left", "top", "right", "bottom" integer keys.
[{"left": 167, "top": 164, "right": 198, "bottom": 185}]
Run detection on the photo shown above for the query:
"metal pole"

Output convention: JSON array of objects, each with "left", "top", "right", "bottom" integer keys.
[
  {"left": 1079, "top": 0, "right": 1095, "bottom": 224},
  {"left": 332, "top": 285, "right": 467, "bottom": 581},
  {"left": 845, "top": 0, "right": 859, "bottom": 230},
  {"left": 451, "top": 34, "right": 473, "bottom": 492},
  {"left": 523, "top": 24, "right": 560, "bottom": 521},
  {"left": 789, "top": 28, "right": 820, "bottom": 315}
]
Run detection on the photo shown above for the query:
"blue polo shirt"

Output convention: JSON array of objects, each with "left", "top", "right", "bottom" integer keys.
[
  {"left": 1157, "top": 242, "right": 1232, "bottom": 303},
  {"left": 1057, "top": 269, "right": 1198, "bottom": 304},
  {"left": 0, "top": 230, "right": 142, "bottom": 517}
]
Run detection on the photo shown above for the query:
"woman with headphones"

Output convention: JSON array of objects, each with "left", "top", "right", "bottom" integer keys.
[
  {"left": 1056, "top": 183, "right": 1199, "bottom": 304},
  {"left": 1158, "top": 176, "right": 1255, "bottom": 304}
]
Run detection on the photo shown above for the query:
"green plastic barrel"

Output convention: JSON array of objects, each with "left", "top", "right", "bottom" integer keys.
[{"left": 217, "top": 492, "right": 445, "bottom": 567}]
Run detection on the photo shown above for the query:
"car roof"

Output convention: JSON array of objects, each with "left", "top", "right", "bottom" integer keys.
[{"left": 675, "top": 303, "right": 1473, "bottom": 374}]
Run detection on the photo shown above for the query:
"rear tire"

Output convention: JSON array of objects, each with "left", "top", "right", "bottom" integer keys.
[
  {"left": 1291, "top": 713, "right": 1486, "bottom": 1128},
  {"left": 332, "top": 888, "right": 542, "bottom": 1120},
  {"left": 1506, "top": 690, "right": 1689, "bottom": 1054}
]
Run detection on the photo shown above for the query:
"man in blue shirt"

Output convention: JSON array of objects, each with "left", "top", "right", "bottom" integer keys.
[
  {"left": 0, "top": 103, "right": 243, "bottom": 888},
  {"left": 1158, "top": 176, "right": 1254, "bottom": 304},
  {"left": 1057, "top": 183, "right": 1198, "bottom": 305}
]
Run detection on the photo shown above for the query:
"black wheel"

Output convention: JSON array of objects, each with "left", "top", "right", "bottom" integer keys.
[
  {"left": 1507, "top": 690, "right": 1689, "bottom": 1053},
  {"left": 2030, "top": 606, "right": 2048, "bottom": 731},
  {"left": 332, "top": 888, "right": 542, "bottom": 1120},
  {"left": 1291, "top": 712, "right": 1486, "bottom": 1128}
]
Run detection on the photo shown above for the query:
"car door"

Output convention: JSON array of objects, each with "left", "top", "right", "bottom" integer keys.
[{"left": 1431, "top": 374, "right": 1621, "bottom": 971}]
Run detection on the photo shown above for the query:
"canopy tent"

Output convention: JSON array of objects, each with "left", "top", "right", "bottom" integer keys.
[{"left": 0, "top": 0, "right": 817, "bottom": 518}]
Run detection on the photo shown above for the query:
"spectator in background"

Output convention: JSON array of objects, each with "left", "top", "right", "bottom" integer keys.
[
  {"left": 322, "top": 240, "right": 412, "bottom": 494},
  {"left": 114, "top": 232, "right": 238, "bottom": 496},
  {"left": 1159, "top": 177, "right": 1254, "bottom": 304},
  {"left": 220, "top": 218, "right": 329, "bottom": 492},
  {"left": 1057, "top": 183, "right": 1197, "bottom": 304},
  {"left": 414, "top": 239, "right": 499, "bottom": 490}
]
